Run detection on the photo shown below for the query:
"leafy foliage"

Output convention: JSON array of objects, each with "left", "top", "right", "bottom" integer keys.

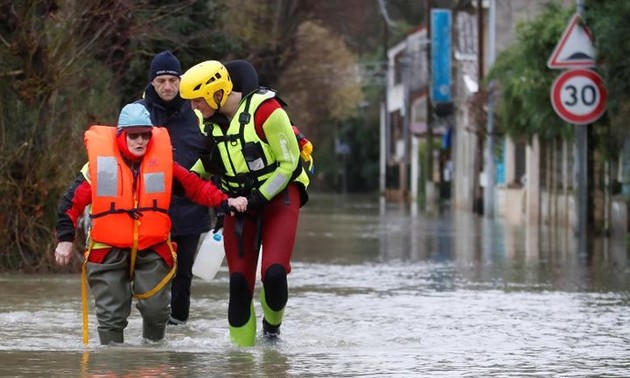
[
  {"left": 278, "top": 21, "right": 364, "bottom": 125},
  {"left": 112, "top": 0, "right": 235, "bottom": 102},
  {"left": 0, "top": 0, "right": 124, "bottom": 271},
  {"left": 485, "top": 2, "right": 574, "bottom": 141},
  {"left": 0, "top": 0, "right": 230, "bottom": 271},
  {"left": 586, "top": 0, "right": 630, "bottom": 150},
  {"left": 0, "top": 0, "right": 422, "bottom": 270},
  {"left": 275, "top": 21, "right": 365, "bottom": 190}
]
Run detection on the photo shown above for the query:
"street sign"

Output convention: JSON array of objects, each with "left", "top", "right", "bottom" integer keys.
[
  {"left": 547, "top": 14, "right": 596, "bottom": 69},
  {"left": 550, "top": 69, "right": 606, "bottom": 125}
]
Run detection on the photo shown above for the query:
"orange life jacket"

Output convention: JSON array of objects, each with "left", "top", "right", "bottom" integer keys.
[{"left": 84, "top": 125, "right": 173, "bottom": 250}]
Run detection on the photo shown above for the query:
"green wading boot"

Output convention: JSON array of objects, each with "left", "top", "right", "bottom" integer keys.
[
  {"left": 229, "top": 302, "right": 256, "bottom": 347},
  {"left": 98, "top": 329, "right": 124, "bottom": 345},
  {"left": 260, "top": 287, "right": 284, "bottom": 339},
  {"left": 143, "top": 322, "right": 166, "bottom": 343}
]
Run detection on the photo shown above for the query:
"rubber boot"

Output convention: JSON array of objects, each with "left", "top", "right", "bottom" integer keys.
[
  {"left": 98, "top": 329, "right": 124, "bottom": 345},
  {"left": 168, "top": 315, "right": 186, "bottom": 326},
  {"left": 143, "top": 321, "right": 166, "bottom": 342},
  {"left": 229, "top": 302, "right": 256, "bottom": 347},
  {"left": 262, "top": 318, "right": 281, "bottom": 339},
  {"left": 260, "top": 286, "right": 284, "bottom": 338}
]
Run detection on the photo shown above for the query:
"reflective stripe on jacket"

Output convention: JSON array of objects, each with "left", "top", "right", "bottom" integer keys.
[{"left": 212, "top": 89, "right": 309, "bottom": 198}]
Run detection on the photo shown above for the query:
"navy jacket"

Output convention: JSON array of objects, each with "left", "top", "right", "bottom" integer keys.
[{"left": 137, "top": 84, "right": 211, "bottom": 236}]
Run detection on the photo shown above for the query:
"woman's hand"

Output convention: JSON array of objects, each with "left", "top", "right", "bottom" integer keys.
[
  {"left": 54, "top": 241, "right": 74, "bottom": 266},
  {"left": 227, "top": 196, "right": 248, "bottom": 213}
]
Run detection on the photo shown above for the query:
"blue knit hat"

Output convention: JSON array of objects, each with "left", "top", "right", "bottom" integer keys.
[
  {"left": 117, "top": 103, "right": 153, "bottom": 131},
  {"left": 150, "top": 50, "right": 182, "bottom": 80}
]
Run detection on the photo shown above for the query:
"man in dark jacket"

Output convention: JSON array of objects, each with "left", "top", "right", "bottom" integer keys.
[{"left": 137, "top": 50, "right": 211, "bottom": 325}]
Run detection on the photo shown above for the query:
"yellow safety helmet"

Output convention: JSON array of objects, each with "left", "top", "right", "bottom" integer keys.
[{"left": 180, "top": 60, "right": 233, "bottom": 110}]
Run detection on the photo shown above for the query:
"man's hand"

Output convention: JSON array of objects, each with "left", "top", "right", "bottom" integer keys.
[{"left": 54, "top": 241, "right": 74, "bottom": 266}]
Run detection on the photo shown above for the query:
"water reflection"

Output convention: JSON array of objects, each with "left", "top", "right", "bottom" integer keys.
[
  {"left": 307, "top": 193, "right": 628, "bottom": 293},
  {"left": 1, "top": 193, "right": 629, "bottom": 376}
]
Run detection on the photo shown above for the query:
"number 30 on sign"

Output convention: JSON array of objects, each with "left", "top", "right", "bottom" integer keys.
[{"left": 550, "top": 68, "right": 607, "bottom": 125}]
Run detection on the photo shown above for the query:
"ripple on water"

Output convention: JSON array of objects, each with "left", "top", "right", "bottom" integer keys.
[{"left": 1, "top": 258, "right": 630, "bottom": 376}]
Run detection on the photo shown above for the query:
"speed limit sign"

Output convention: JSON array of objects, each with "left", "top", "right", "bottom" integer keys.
[{"left": 550, "top": 68, "right": 607, "bottom": 125}]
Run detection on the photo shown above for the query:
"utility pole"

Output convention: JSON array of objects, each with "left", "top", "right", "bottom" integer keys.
[
  {"left": 472, "top": 0, "right": 484, "bottom": 214},
  {"left": 424, "top": 0, "right": 433, "bottom": 205},
  {"left": 378, "top": 0, "right": 394, "bottom": 199},
  {"left": 483, "top": 0, "right": 496, "bottom": 218},
  {"left": 400, "top": 52, "right": 411, "bottom": 201},
  {"left": 426, "top": 0, "right": 433, "bottom": 207},
  {"left": 427, "top": 1, "right": 453, "bottom": 209}
]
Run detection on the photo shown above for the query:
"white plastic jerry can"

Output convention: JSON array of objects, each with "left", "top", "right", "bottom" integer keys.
[{"left": 192, "top": 229, "right": 225, "bottom": 281}]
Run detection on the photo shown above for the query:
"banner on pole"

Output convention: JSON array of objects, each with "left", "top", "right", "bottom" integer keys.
[{"left": 431, "top": 9, "right": 452, "bottom": 103}]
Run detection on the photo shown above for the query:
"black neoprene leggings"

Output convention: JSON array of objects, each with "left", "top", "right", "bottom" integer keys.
[{"left": 170, "top": 233, "right": 202, "bottom": 322}]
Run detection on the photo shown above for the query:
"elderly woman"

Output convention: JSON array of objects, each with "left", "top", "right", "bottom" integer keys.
[{"left": 54, "top": 103, "right": 247, "bottom": 345}]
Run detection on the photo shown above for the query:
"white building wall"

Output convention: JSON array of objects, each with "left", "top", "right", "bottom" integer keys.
[{"left": 453, "top": 0, "right": 575, "bottom": 222}]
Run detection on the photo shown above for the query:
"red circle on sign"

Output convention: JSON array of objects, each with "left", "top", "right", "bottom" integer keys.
[{"left": 550, "top": 69, "right": 607, "bottom": 125}]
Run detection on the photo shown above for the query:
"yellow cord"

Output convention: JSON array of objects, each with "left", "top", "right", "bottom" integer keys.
[
  {"left": 133, "top": 237, "right": 177, "bottom": 299},
  {"left": 81, "top": 232, "right": 178, "bottom": 345},
  {"left": 81, "top": 240, "right": 94, "bottom": 346}
]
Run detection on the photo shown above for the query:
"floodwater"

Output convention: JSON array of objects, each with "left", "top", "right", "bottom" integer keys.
[{"left": 1, "top": 193, "right": 629, "bottom": 377}]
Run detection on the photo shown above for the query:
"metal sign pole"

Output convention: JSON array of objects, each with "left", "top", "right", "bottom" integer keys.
[
  {"left": 575, "top": 123, "right": 587, "bottom": 253},
  {"left": 575, "top": 0, "right": 587, "bottom": 254}
]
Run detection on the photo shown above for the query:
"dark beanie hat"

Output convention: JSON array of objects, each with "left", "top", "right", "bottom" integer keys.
[
  {"left": 225, "top": 60, "right": 259, "bottom": 96},
  {"left": 149, "top": 50, "right": 182, "bottom": 80}
]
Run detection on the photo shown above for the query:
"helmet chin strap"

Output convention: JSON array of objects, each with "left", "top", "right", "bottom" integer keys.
[
  {"left": 214, "top": 89, "right": 226, "bottom": 111},
  {"left": 202, "top": 97, "right": 220, "bottom": 112}
]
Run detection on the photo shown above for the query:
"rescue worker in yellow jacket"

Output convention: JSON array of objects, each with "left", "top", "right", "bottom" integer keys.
[
  {"left": 53, "top": 103, "right": 247, "bottom": 345},
  {"left": 180, "top": 60, "right": 309, "bottom": 346}
]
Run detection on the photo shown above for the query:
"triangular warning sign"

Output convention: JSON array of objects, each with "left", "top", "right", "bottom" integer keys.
[{"left": 547, "top": 14, "right": 596, "bottom": 69}]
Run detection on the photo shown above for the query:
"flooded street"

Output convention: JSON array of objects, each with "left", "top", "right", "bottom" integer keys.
[{"left": 1, "top": 193, "right": 629, "bottom": 377}]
